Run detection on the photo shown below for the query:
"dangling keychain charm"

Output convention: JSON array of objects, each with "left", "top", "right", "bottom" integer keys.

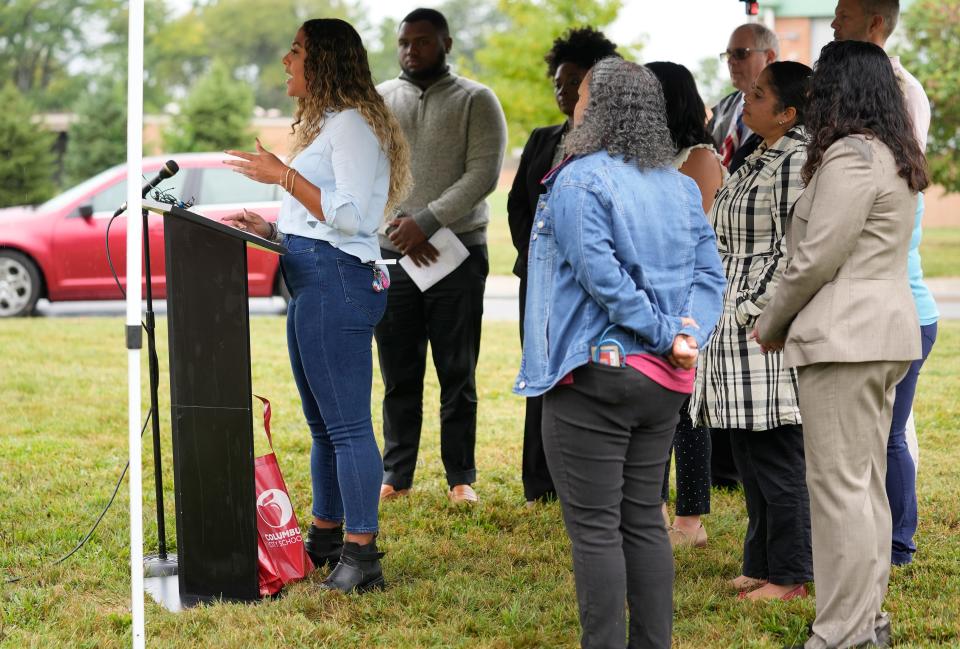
[{"left": 371, "top": 266, "right": 390, "bottom": 293}]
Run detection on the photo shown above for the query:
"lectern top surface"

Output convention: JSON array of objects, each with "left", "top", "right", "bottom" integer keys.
[{"left": 143, "top": 199, "right": 287, "bottom": 255}]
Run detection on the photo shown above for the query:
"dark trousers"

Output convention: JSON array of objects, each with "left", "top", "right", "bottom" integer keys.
[
  {"left": 887, "top": 322, "right": 937, "bottom": 565},
  {"left": 710, "top": 428, "right": 741, "bottom": 489},
  {"left": 518, "top": 274, "right": 555, "bottom": 501},
  {"left": 727, "top": 425, "right": 813, "bottom": 585},
  {"left": 542, "top": 364, "right": 686, "bottom": 649},
  {"left": 375, "top": 245, "right": 488, "bottom": 489},
  {"left": 660, "top": 400, "right": 711, "bottom": 516}
]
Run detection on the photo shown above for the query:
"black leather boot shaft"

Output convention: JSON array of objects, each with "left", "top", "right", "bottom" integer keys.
[
  {"left": 304, "top": 524, "right": 344, "bottom": 571},
  {"left": 320, "top": 539, "right": 386, "bottom": 593}
]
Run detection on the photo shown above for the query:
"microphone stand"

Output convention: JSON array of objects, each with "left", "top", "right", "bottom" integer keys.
[
  {"left": 113, "top": 161, "right": 179, "bottom": 581},
  {"left": 141, "top": 202, "right": 177, "bottom": 578}
]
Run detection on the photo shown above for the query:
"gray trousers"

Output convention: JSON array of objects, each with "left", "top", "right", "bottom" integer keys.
[
  {"left": 542, "top": 363, "right": 686, "bottom": 649},
  {"left": 798, "top": 361, "right": 910, "bottom": 649}
]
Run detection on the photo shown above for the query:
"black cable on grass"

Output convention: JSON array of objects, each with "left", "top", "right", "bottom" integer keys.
[
  {"left": 5, "top": 194, "right": 171, "bottom": 585},
  {"left": 3, "top": 408, "right": 152, "bottom": 585}
]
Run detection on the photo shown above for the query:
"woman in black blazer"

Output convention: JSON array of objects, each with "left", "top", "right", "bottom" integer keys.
[{"left": 507, "top": 27, "right": 618, "bottom": 505}]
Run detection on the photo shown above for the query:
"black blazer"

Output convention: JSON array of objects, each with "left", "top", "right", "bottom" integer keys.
[{"left": 507, "top": 123, "right": 566, "bottom": 278}]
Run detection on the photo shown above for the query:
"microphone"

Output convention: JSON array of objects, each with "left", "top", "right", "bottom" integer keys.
[{"left": 113, "top": 160, "right": 180, "bottom": 217}]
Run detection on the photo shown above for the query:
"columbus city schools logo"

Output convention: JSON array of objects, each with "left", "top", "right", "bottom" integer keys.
[{"left": 256, "top": 489, "right": 294, "bottom": 528}]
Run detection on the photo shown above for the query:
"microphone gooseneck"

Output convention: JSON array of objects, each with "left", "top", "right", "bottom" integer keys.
[{"left": 112, "top": 159, "right": 180, "bottom": 217}]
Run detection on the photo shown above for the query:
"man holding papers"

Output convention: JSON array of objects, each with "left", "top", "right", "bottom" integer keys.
[{"left": 375, "top": 8, "right": 507, "bottom": 505}]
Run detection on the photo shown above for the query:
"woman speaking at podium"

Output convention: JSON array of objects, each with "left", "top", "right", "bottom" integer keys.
[{"left": 223, "top": 18, "right": 411, "bottom": 594}]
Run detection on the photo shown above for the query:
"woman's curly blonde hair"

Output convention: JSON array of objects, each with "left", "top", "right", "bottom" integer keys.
[{"left": 291, "top": 18, "right": 411, "bottom": 213}]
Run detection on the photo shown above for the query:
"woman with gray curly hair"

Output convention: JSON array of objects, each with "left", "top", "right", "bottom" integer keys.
[{"left": 514, "top": 56, "right": 725, "bottom": 649}]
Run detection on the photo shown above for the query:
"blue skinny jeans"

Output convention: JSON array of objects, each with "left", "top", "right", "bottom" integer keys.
[
  {"left": 886, "top": 321, "right": 937, "bottom": 565},
  {"left": 281, "top": 235, "right": 386, "bottom": 534}
]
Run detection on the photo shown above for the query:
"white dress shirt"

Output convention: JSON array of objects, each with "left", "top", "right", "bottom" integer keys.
[
  {"left": 278, "top": 109, "right": 390, "bottom": 263},
  {"left": 889, "top": 56, "right": 930, "bottom": 151}
]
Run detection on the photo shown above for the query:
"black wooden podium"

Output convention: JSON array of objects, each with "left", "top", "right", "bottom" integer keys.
[{"left": 143, "top": 200, "right": 285, "bottom": 605}]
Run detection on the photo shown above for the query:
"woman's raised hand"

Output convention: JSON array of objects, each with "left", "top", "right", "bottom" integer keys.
[
  {"left": 221, "top": 208, "right": 272, "bottom": 239},
  {"left": 224, "top": 139, "right": 287, "bottom": 186}
]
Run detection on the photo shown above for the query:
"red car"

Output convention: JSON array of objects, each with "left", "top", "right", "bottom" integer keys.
[{"left": 0, "top": 153, "right": 285, "bottom": 317}]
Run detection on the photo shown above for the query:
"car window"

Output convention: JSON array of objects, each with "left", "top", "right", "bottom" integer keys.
[
  {"left": 85, "top": 176, "right": 187, "bottom": 214},
  {"left": 196, "top": 168, "right": 279, "bottom": 205},
  {"left": 40, "top": 166, "right": 121, "bottom": 211},
  {"left": 89, "top": 180, "right": 128, "bottom": 213}
]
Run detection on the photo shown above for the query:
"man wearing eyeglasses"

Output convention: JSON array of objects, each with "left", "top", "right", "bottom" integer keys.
[{"left": 708, "top": 23, "right": 779, "bottom": 172}]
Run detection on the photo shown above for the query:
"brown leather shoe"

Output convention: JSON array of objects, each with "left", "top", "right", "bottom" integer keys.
[
  {"left": 668, "top": 523, "right": 708, "bottom": 548},
  {"left": 447, "top": 484, "right": 479, "bottom": 505},
  {"left": 379, "top": 484, "right": 410, "bottom": 501}
]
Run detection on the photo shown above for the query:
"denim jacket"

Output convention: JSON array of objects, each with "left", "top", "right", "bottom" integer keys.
[{"left": 514, "top": 151, "right": 726, "bottom": 397}]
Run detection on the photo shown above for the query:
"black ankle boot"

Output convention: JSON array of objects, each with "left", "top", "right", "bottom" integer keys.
[
  {"left": 304, "top": 524, "right": 343, "bottom": 571},
  {"left": 319, "top": 539, "right": 386, "bottom": 593}
]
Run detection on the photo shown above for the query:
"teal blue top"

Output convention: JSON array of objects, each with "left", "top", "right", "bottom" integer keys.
[{"left": 909, "top": 192, "right": 939, "bottom": 326}]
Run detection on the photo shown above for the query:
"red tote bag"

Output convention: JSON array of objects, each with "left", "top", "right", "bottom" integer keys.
[{"left": 253, "top": 396, "right": 314, "bottom": 597}]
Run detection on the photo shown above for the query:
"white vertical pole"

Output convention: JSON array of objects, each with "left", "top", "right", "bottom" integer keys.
[{"left": 126, "top": 1, "right": 146, "bottom": 648}]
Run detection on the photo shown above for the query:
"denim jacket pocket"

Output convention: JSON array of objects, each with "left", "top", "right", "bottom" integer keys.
[{"left": 336, "top": 258, "right": 387, "bottom": 324}]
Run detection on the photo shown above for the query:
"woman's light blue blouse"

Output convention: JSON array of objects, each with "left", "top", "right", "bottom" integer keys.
[
  {"left": 910, "top": 192, "right": 939, "bottom": 325},
  {"left": 278, "top": 109, "right": 390, "bottom": 263}
]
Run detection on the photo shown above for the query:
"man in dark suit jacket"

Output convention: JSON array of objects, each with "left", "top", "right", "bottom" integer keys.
[{"left": 708, "top": 23, "right": 779, "bottom": 174}]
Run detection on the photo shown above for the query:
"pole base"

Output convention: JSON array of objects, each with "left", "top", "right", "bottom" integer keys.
[{"left": 144, "top": 553, "right": 178, "bottom": 578}]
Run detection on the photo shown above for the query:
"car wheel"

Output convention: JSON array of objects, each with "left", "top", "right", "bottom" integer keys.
[{"left": 0, "top": 250, "right": 42, "bottom": 317}]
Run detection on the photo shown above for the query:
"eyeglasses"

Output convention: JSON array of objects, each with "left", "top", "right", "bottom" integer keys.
[{"left": 720, "top": 47, "right": 770, "bottom": 61}]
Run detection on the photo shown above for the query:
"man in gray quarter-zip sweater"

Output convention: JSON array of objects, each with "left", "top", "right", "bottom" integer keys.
[{"left": 374, "top": 8, "right": 507, "bottom": 506}]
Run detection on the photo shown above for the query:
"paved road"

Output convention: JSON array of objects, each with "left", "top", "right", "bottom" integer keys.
[
  {"left": 34, "top": 296, "right": 290, "bottom": 318},
  {"left": 30, "top": 275, "right": 960, "bottom": 321},
  {"left": 924, "top": 278, "right": 960, "bottom": 320},
  {"left": 483, "top": 276, "right": 960, "bottom": 321}
]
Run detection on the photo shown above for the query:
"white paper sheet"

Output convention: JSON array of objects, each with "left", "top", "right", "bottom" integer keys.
[{"left": 398, "top": 227, "right": 470, "bottom": 292}]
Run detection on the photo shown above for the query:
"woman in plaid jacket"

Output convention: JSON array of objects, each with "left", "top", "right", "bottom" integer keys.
[{"left": 691, "top": 61, "right": 814, "bottom": 601}]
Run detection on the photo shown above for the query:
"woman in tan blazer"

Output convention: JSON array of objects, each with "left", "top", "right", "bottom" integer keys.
[{"left": 754, "top": 41, "right": 928, "bottom": 649}]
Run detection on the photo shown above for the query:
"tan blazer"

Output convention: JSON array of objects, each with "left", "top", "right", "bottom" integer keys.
[{"left": 756, "top": 135, "right": 921, "bottom": 368}]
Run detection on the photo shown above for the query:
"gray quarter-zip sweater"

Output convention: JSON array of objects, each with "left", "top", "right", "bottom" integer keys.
[{"left": 377, "top": 70, "right": 507, "bottom": 252}]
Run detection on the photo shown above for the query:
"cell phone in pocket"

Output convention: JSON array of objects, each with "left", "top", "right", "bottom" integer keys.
[{"left": 590, "top": 344, "right": 623, "bottom": 367}]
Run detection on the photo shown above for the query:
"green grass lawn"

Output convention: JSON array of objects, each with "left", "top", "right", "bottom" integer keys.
[{"left": 1, "top": 318, "right": 958, "bottom": 648}]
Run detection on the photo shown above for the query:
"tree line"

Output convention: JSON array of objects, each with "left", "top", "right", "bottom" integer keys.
[{"left": 1, "top": 0, "right": 957, "bottom": 208}]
